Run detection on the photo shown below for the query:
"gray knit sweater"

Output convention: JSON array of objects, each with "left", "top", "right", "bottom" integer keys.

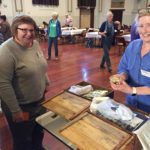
[{"left": 0, "top": 38, "right": 48, "bottom": 112}]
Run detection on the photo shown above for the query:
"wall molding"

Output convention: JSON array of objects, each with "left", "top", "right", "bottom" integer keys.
[
  {"left": 14, "top": 0, "right": 23, "bottom": 12},
  {"left": 99, "top": 0, "right": 102, "bottom": 12},
  {"left": 67, "top": 0, "right": 72, "bottom": 12}
]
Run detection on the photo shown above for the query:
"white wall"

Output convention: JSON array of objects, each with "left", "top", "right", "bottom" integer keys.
[
  {"left": 94, "top": 0, "right": 112, "bottom": 28},
  {"left": 22, "top": 0, "right": 68, "bottom": 26},
  {"left": 122, "top": 0, "right": 148, "bottom": 25},
  {"left": 0, "top": 0, "right": 148, "bottom": 28},
  {"left": 69, "top": 0, "right": 80, "bottom": 28},
  {"left": 99, "top": 0, "right": 112, "bottom": 24},
  {"left": 122, "top": 0, "right": 135, "bottom": 25},
  {"left": 0, "top": 0, "right": 80, "bottom": 27},
  {"left": 0, "top": 0, "right": 14, "bottom": 22},
  {"left": 21, "top": 0, "right": 80, "bottom": 27}
]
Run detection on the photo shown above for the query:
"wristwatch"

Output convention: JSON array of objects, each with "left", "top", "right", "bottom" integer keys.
[{"left": 132, "top": 87, "right": 137, "bottom": 96}]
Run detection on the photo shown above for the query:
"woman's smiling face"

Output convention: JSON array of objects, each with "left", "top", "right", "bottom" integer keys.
[
  {"left": 15, "top": 24, "right": 36, "bottom": 48},
  {"left": 138, "top": 16, "right": 150, "bottom": 43}
]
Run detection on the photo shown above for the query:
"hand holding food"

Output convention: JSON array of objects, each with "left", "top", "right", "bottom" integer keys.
[{"left": 109, "top": 76, "right": 121, "bottom": 85}]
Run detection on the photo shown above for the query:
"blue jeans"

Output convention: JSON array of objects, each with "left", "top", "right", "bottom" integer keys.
[{"left": 48, "top": 37, "right": 58, "bottom": 58}]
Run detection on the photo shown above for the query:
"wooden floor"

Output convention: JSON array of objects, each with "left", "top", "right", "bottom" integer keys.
[{"left": 0, "top": 41, "right": 126, "bottom": 150}]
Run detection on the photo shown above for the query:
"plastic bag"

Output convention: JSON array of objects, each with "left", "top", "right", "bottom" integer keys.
[
  {"left": 68, "top": 85, "right": 93, "bottom": 95},
  {"left": 90, "top": 98, "right": 134, "bottom": 121}
]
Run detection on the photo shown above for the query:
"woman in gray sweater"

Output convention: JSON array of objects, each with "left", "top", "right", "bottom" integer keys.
[{"left": 0, "top": 15, "right": 49, "bottom": 150}]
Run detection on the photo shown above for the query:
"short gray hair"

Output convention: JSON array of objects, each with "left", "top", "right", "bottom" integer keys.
[
  {"left": 106, "top": 11, "right": 113, "bottom": 18},
  {"left": 137, "top": 8, "right": 150, "bottom": 20},
  {"left": 136, "top": 8, "right": 150, "bottom": 31},
  {"left": 52, "top": 12, "right": 58, "bottom": 18}
]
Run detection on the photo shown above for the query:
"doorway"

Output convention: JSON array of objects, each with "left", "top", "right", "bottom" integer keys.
[
  {"left": 80, "top": 8, "right": 94, "bottom": 28},
  {"left": 111, "top": 9, "right": 124, "bottom": 24}
]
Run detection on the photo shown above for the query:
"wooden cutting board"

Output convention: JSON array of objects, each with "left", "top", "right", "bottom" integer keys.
[
  {"left": 60, "top": 112, "right": 133, "bottom": 150},
  {"left": 42, "top": 91, "right": 90, "bottom": 120}
]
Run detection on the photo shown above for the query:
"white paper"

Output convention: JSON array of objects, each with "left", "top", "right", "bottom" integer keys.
[{"left": 133, "top": 119, "right": 150, "bottom": 150}]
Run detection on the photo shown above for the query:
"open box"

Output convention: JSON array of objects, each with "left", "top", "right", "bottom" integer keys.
[
  {"left": 36, "top": 111, "right": 77, "bottom": 149},
  {"left": 59, "top": 112, "right": 141, "bottom": 150},
  {"left": 66, "top": 81, "right": 114, "bottom": 101},
  {"left": 36, "top": 82, "right": 145, "bottom": 150},
  {"left": 36, "top": 111, "right": 142, "bottom": 150},
  {"left": 42, "top": 91, "right": 91, "bottom": 120},
  {"left": 36, "top": 90, "right": 92, "bottom": 149},
  {"left": 91, "top": 102, "right": 149, "bottom": 133}
]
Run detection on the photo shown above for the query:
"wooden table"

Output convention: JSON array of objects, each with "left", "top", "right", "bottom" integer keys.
[
  {"left": 61, "top": 29, "right": 86, "bottom": 44},
  {"left": 85, "top": 32, "right": 101, "bottom": 47},
  {"left": 122, "top": 34, "right": 131, "bottom": 43}
]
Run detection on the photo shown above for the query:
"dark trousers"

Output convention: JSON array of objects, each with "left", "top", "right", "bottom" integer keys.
[
  {"left": 100, "top": 37, "right": 112, "bottom": 69},
  {"left": 1, "top": 101, "right": 46, "bottom": 150},
  {"left": 48, "top": 37, "right": 58, "bottom": 58}
]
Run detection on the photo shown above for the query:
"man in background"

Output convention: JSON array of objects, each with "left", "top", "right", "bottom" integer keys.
[{"left": 0, "top": 15, "right": 11, "bottom": 41}]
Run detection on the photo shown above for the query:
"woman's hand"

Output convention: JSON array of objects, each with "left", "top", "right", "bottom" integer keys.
[
  {"left": 110, "top": 73, "right": 132, "bottom": 94},
  {"left": 12, "top": 111, "right": 29, "bottom": 122},
  {"left": 110, "top": 80, "right": 133, "bottom": 94}
]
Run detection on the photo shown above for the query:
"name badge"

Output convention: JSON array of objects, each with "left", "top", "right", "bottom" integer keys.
[{"left": 141, "top": 69, "right": 150, "bottom": 78}]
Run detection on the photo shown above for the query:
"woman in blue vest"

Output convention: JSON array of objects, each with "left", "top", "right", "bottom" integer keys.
[
  {"left": 47, "top": 12, "right": 61, "bottom": 60},
  {"left": 99, "top": 11, "right": 115, "bottom": 73}
]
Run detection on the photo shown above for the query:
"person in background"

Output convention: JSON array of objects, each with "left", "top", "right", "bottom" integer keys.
[
  {"left": 0, "top": 32, "right": 4, "bottom": 45},
  {"left": 0, "top": 15, "right": 49, "bottom": 150},
  {"left": 0, "top": 15, "right": 11, "bottom": 41},
  {"left": 131, "top": 9, "right": 150, "bottom": 42},
  {"left": 99, "top": 11, "right": 115, "bottom": 73},
  {"left": 0, "top": 13, "right": 2, "bottom": 114},
  {"left": 110, "top": 8, "right": 150, "bottom": 113},
  {"left": 114, "top": 20, "right": 122, "bottom": 34},
  {"left": 42, "top": 21, "right": 48, "bottom": 34},
  {"left": 64, "top": 14, "right": 73, "bottom": 27},
  {"left": 47, "top": 12, "right": 61, "bottom": 60},
  {"left": 63, "top": 14, "right": 74, "bottom": 43},
  {"left": 113, "top": 20, "right": 122, "bottom": 45},
  {"left": 38, "top": 21, "right": 48, "bottom": 41},
  {"left": 42, "top": 21, "right": 48, "bottom": 29},
  {"left": 130, "top": 15, "right": 140, "bottom": 41}
]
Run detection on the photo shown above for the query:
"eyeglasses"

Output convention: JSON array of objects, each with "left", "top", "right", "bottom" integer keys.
[{"left": 17, "top": 28, "right": 35, "bottom": 34}]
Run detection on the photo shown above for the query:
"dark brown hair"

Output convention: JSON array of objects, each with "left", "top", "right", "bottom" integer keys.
[{"left": 0, "top": 15, "right": 6, "bottom": 21}]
